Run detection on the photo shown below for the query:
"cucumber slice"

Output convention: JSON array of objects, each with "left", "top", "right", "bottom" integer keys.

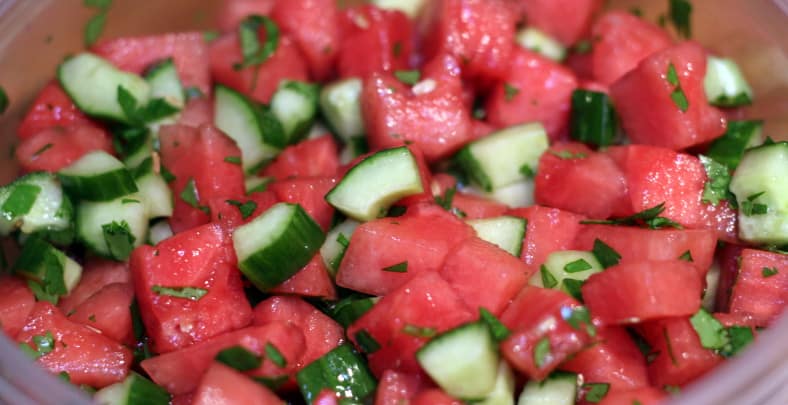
[
  {"left": 121, "top": 134, "right": 155, "bottom": 169},
  {"left": 244, "top": 176, "right": 273, "bottom": 194},
  {"left": 148, "top": 219, "right": 173, "bottom": 245},
  {"left": 416, "top": 322, "right": 499, "bottom": 400},
  {"left": 145, "top": 58, "right": 185, "bottom": 110},
  {"left": 477, "top": 361, "right": 516, "bottom": 405},
  {"left": 59, "top": 151, "right": 138, "bottom": 202},
  {"left": 456, "top": 123, "right": 548, "bottom": 192},
  {"left": 467, "top": 179, "right": 536, "bottom": 208},
  {"left": 371, "top": 0, "right": 425, "bottom": 17},
  {"left": 467, "top": 216, "right": 526, "bottom": 257},
  {"left": 133, "top": 171, "right": 173, "bottom": 219},
  {"left": 729, "top": 142, "right": 788, "bottom": 244},
  {"left": 319, "top": 78, "right": 364, "bottom": 141},
  {"left": 214, "top": 85, "right": 283, "bottom": 173},
  {"left": 76, "top": 193, "right": 149, "bottom": 260},
  {"left": 529, "top": 250, "right": 603, "bottom": 299},
  {"left": 13, "top": 236, "right": 82, "bottom": 303},
  {"left": 94, "top": 372, "right": 170, "bottom": 405},
  {"left": 706, "top": 120, "right": 763, "bottom": 170},
  {"left": 326, "top": 146, "right": 424, "bottom": 221},
  {"left": 0, "top": 172, "right": 72, "bottom": 237},
  {"left": 233, "top": 203, "right": 325, "bottom": 290},
  {"left": 515, "top": 27, "right": 567, "bottom": 61},
  {"left": 517, "top": 372, "right": 578, "bottom": 405},
  {"left": 339, "top": 136, "right": 368, "bottom": 165},
  {"left": 704, "top": 56, "right": 754, "bottom": 107},
  {"left": 320, "top": 219, "right": 360, "bottom": 276},
  {"left": 271, "top": 80, "right": 320, "bottom": 144},
  {"left": 57, "top": 53, "right": 150, "bottom": 123},
  {"left": 297, "top": 344, "right": 377, "bottom": 404}
]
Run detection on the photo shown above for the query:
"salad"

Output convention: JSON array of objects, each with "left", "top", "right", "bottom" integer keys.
[{"left": 0, "top": 0, "right": 785, "bottom": 404}]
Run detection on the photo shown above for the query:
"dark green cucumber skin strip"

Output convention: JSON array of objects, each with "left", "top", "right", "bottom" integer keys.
[
  {"left": 296, "top": 344, "right": 377, "bottom": 405},
  {"left": 706, "top": 120, "right": 763, "bottom": 170},
  {"left": 570, "top": 90, "right": 618, "bottom": 147},
  {"left": 58, "top": 169, "right": 138, "bottom": 202},
  {"left": 239, "top": 204, "right": 325, "bottom": 290},
  {"left": 127, "top": 373, "right": 171, "bottom": 405},
  {"left": 1, "top": 183, "right": 41, "bottom": 218},
  {"left": 455, "top": 146, "right": 493, "bottom": 192},
  {"left": 328, "top": 295, "right": 376, "bottom": 328}
]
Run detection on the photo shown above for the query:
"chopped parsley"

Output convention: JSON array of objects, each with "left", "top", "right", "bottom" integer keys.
[
  {"left": 479, "top": 308, "right": 511, "bottom": 342},
  {"left": 21, "top": 331, "right": 56, "bottom": 360},
  {"left": 180, "top": 178, "right": 210, "bottom": 214},
  {"left": 394, "top": 70, "right": 421, "bottom": 86},
  {"left": 265, "top": 343, "right": 287, "bottom": 368},
  {"left": 83, "top": 0, "right": 111, "bottom": 49},
  {"left": 401, "top": 324, "right": 437, "bottom": 338},
  {"left": 583, "top": 382, "right": 611, "bottom": 403},
  {"left": 564, "top": 258, "right": 592, "bottom": 273},
  {"left": 434, "top": 187, "right": 456, "bottom": 211},
  {"left": 540, "top": 265, "right": 558, "bottom": 288},
  {"left": 336, "top": 233, "right": 350, "bottom": 249},
  {"left": 562, "top": 278, "right": 585, "bottom": 301},
  {"left": 0, "top": 86, "right": 7, "bottom": 114},
  {"left": 235, "top": 15, "right": 280, "bottom": 70},
  {"left": 592, "top": 239, "right": 621, "bottom": 269},
  {"left": 226, "top": 199, "right": 257, "bottom": 219},
  {"left": 549, "top": 150, "right": 587, "bottom": 160},
  {"left": 101, "top": 220, "right": 136, "bottom": 261},
  {"left": 699, "top": 155, "right": 733, "bottom": 205},
  {"left": 562, "top": 306, "right": 596, "bottom": 337},
  {"left": 668, "top": 0, "right": 693, "bottom": 39},
  {"left": 216, "top": 345, "right": 262, "bottom": 371},
  {"left": 762, "top": 267, "right": 778, "bottom": 278},
  {"left": 392, "top": 41, "right": 402, "bottom": 58},
  {"left": 666, "top": 63, "right": 689, "bottom": 112},
  {"left": 519, "top": 164, "right": 536, "bottom": 178},
  {"left": 117, "top": 86, "right": 179, "bottom": 126},
  {"left": 533, "top": 337, "right": 551, "bottom": 368},
  {"left": 740, "top": 191, "right": 768, "bottom": 216},
  {"left": 689, "top": 308, "right": 754, "bottom": 358},
  {"left": 354, "top": 329, "right": 380, "bottom": 354},
  {"left": 504, "top": 83, "right": 520, "bottom": 101},
  {"left": 679, "top": 250, "right": 694, "bottom": 262},
  {"left": 382, "top": 261, "right": 408, "bottom": 273},
  {"left": 224, "top": 156, "right": 242, "bottom": 165},
  {"left": 151, "top": 285, "right": 208, "bottom": 301},
  {"left": 582, "top": 202, "right": 682, "bottom": 230}
]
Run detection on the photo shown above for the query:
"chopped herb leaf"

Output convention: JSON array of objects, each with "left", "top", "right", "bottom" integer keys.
[
  {"left": 117, "top": 86, "right": 179, "bottom": 126},
  {"left": 2, "top": 183, "right": 41, "bottom": 218},
  {"left": 265, "top": 343, "right": 287, "bottom": 368},
  {"left": 160, "top": 165, "right": 176, "bottom": 183},
  {"left": 582, "top": 203, "right": 682, "bottom": 230},
  {"left": 32, "top": 143, "right": 53, "bottom": 158},
  {"left": 434, "top": 187, "right": 456, "bottom": 211},
  {"left": 679, "top": 250, "right": 694, "bottom": 262},
  {"left": 664, "top": 385, "right": 681, "bottom": 395},
  {"left": 663, "top": 327, "right": 679, "bottom": 366},
  {"left": 707, "top": 120, "right": 763, "bottom": 170},
  {"left": 84, "top": 12, "right": 107, "bottom": 47},
  {"left": 592, "top": 239, "right": 621, "bottom": 268},
  {"left": 336, "top": 233, "right": 350, "bottom": 249},
  {"left": 629, "top": 7, "right": 643, "bottom": 17},
  {"left": 562, "top": 278, "right": 584, "bottom": 301},
  {"left": 253, "top": 375, "right": 289, "bottom": 391},
  {"left": 354, "top": 329, "right": 380, "bottom": 353},
  {"left": 382, "top": 261, "right": 408, "bottom": 273},
  {"left": 394, "top": 70, "right": 421, "bottom": 85},
  {"left": 741, "top": 191, "right": 768, "bottom": 216},
  {"left": 670, "top": 88, "right": 689, "bottom": 112},
  {"left": 401, "top": 324, "right": 437, "bottom": 338},
  {"left": 583, "top": 382, "right": 610, "bottom": 403},
  {"left": 226, "top": 199, "right": 257, "bottom": 219},
  {"left": 216, "top": 345, "right": 262, "bottom": 371},
  {"left": 479, "top": 308, "right": 511, "bottom": 342},
  {"left": 690, "top": 308, "right": 727, "bottom": 349},
  {"left": 32, "top": 331, "right": 55, "bottom": 356},
  {"left": 668, "top": 0, "right": 693, "bottom": 39},
  {"left": 574, "top": 39, "right": 593, "bottom": 54},
  {"left": 540, "top": 265, "right": 558, "bottom": 288},
  {"left": 762, "top": 267, "right": 778, "bottom": 278},
  {"left": 699, "top": 155, "right": 732, "bottom": 205},
  {"left": 0, "top": 86, "right": 7, "bottom": 114},
  {"left": 202, "top": 30, "right": 219, "bottom": 42},
  {"left": 533, "top": 337, "right": 551, "bottom": 369},
  {"left": 235, "top": 15, "right": 280, "bottom": 70},
  {"left": 180, "top": 178, "right": 209, "bottom": 214},
  {"left": 19, "top": 342, "right": 41, "bottom": 360},
  {"left": 101, "top": 220, "right": 136, "bottom": 261},
  {"left": 519, "top": 164, "right": 535, "bottom": 178},
  {"left": 721, "top": 326, "right": 754, "bottom": 357},
  {"left": 562, "top": 306, "right": 596, "bottom": 337},
  {"left": 151, "top": 285, "right": 208, "bottom": 301},
  {"left": 666, "top": 63, "right": 680, "bottom": 87},
  {"left": 88, "top": 314, "right": 96, "bottom": 322},
  {"left": 504, "top": 83, "right": 520, "bottom": 101},
  {"left": 549, "top": 150, "right": 587, "bottom": 160},
  {"left": 564, "top": 259, "right": 592, "bottom": 273},
  {"left": 224, "top": 156, "right": 242, "bottom": 165},
  {"left": 58, "top": 371, "right": 71, "bottom": 383},
  {"left": 84, "top": 0, "right": 112, "bottom": 8},
  {"left": 392, "top": 41, "right": 402, "bottom": 57}
]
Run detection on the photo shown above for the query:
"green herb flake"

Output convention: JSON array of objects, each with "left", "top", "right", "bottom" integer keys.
[
  {"left": 549, "top": 150, "right": 587, "bottom": 160},
  {"left": 582, "top": 202, "right": 682, "bottom": 230},
  {"left": 592, "top": 239, "right": 621, "bottom": 269},
  {"left": 117, "top": 86, "right": 178, "bottom": 125},
  {"left": 689, "top": 308, "right": 727, "bottom": 349},
  {"left": 336, "top": 233, "right": 350, "bottom": 249},
  {"left": 562, "top": 306, "right": 596, "bottom": 337},
  {"left": 265, "top": 342, "right": 287, "bottom": 368},
  {"left": 216, "top": 345, "right": 262, "bottom": 371},
  {"left": 394, "top": 70, "right": 421, "bottom": 86},
  {"left": 434, "top": 187, "right": 456, "bottom": 211},
  {"left": 58, "top": 371, "right": 71, "bottom": 383},
  {"left": 401, "top": 324, "right": 437, "bottom": 338},
  {"left": 84, "top": 12, "right": 107, "bottom": 47},
  {"left": 533, "top": 337, "right": 551, "bottom": 369},
  {"left": 31, "top": 143, "right": 53, "bottom": 158},
  {"left": 224, "top": 156, "right": 242, "bottom": 165},
  {"left": 564, "top": 259, "right": 592, "bottom": 273},
  {"left": 382, "top": 261, "right": 408, "bottom": 273},
  {"left": 392, "top": 41, "right": 402, "bottom": 58},
  {"left": 84, "top": 0, "right": 112, "bottom": 8},
  {"left": 32, "top": 331, "right": 55, "bottom": 356},
  {"left": 741, "top": 191, "right": 768, "bottom": 216},
  {"left": 88, "top": 314, "right": 96, "bottom": 322},
  {"left": 519, "top": 164, "right": 535, "bottom": 178},
  {"left": 180, "top": 178, "right": 209, "bottom": 214},
  {"left": 235, "top": 15, "right": 280, "bottom": 70},
  {"left": 354, "top": 329, "right": 381, "bottom": 354},
  {"left": 479, "top": 308, "right": 511, "bottom": 342},
  {"left": 574, "top": 39, "right": 593, "bottom": 54},
  {"left": 151, "top": 285, "right": 208, "bottom": 301},
  {"left": 663, "top": 327, "right": 679, "bottom": 366},
  {"left": 629, "top": 7, "right": 643, "bottom": 17},
  {"left": 669, "top": 0, "right": 693, "bottom": 39},
  {"left": 202, "top": 30, "right": 220, "bottom": 42},
  {"left": 540, "top": 265, "right": 558, "bottom": 289},
  {"left": 1, "top": 183, "right": 41, "bottom": 218},
  {"left": 504, "top": 83, "right": 520, "bottom": 101},
  {"left": 101, "top": 220, "right": 136, "bottom": 261},
  {"left": 19, "top": 342, "right": 41, "bottom": 360},
  {"left": 160, "top": 165, "right": 176, "bottom": 183},
  {"left": 583, "top": 382, "right": 611, "bottom": 403},
  {"left": 664, "top": 385, "right": 681, "bottom": 395},
  {"left": 670, "top": 88, "right": 689, "bottom": 112},
  {"left": 666, "top": 63, "right": 680, "bottom": 87},
  {"left": 562, "top": 278, "right": 585, "bottom": 301},
  {"left": 699, "top": 155, "right": 732, "bottom": 205},
  {"left": 226, "top": 199, "right": 258, "bottom": 220},
  {"left": 679, "top": 250, "right": 694, "bottom": 262},
  {"left": 121, "top": 198, "right": 140, "bottom": 204},
  {"left": 762, "top": 267, "right": 778, "bottom": 278},
  {"left": 721, "top": 326, "right": 754, "bottom": 357},
  {"left": 0, "top": 86, "right": 8, "bottom": 114}
]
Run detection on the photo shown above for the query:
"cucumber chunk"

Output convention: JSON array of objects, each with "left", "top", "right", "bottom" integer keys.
[
  {"left": 704, "top": 56, "right": 754, "bottom": 107},
  {"left": 456, "top": 123, "right": 548, "bottom": 192},
  {"left": 133, "top": 171, "right": 173, "bottom": 219},
  {"left": 477, "top": 361, "right": 516, "bottom": 405},
  {"left": 729, "top": 142, "right": 788, "bottom": 244},
  {"left": 529, "top": 250, "right": 603, "bottom": 300},
  {"left": 94, "top": 372, "right": 170, "bottom": 405},
  {"left": 147, "top": 219, "right": 173, "bottom": 245},
  {"left": 370, "top": 0, "right": 425, "bottom": 17},
  {"left": 13, "top": 236, "right": 82, "bottom": 301},
  {"left": 467, "top": 179, "right": 536, "bottom": 208},
  {"left": 517, "top": 372, "right": 578, "bottom": 405},
  {"left": 76, "top": 193, "right": 149, "bottom": 260},
  {"left": 326, "top": 146, "right": 424, "bottom": 221},
  {"left": 319, "top": 78, "right": 364, "bottom": 141},
  {"left": 145, "top": 58, "right": 185, "bottom": 110},
  {"left": 296, "top": 344, "right": 377, "bottom": 404},
  {"left": 233, "top": 202, "right": 325, "bottom": 290},
  {"left": 0, "top": 172, "right": 72, "bottom": 237},
  {"left": 467, "top": 216, "right": 527, "bottom": 257},
  {"left": 58, "top": 151, "right": 138, "bottom": 202},
  {"left": 416, "top": 322, "right": 499, "bottom": 400},
  {"left": 270, "top": 80, "right": 320, "bottom": 144},
  {"left": 515, "top": 27, "right": 567, "bottom": 61},
  {"left": 58, "top": 53, "right": 150, "bottom": 123},
  {"left": 320, "top": 219, "right": 360, "bottom": 276}
]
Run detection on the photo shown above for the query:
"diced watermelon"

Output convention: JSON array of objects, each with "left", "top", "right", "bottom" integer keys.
[
  {"left": 178, "top": 97, "right": 213, "bottom": 128},
  {"left": 590, "top": 11, "right": 672, "bottom": 86},
  {"left": 517, "top": 0, "right": 603, "bottom": 45},
  {"left": 582, "top": 260, "right": 702, "bottom": 324},
  {"left": 335, "top": 204, "right": 475, "bottom": 296},
  {"left": 700, "top": 200, "right": 738, "bottom": 243},
  {"left": 271, "top": 0, "right": 340, "bottom": 80},
  {"left": 375, "top": 370, "right": 425, "bottom": 405},
  {"left": 348, "top": 272, "right": 475, "bottom": 376},
  {"left": 15, "top": 125, "right": 114, "bottom": 173},
  {"left": 337, "top": 5, "right": 414, "bottom": 78},
  {"left": 636, "top": 316, "right": 722, "bottom": 387},
  {"left": 209, "top": 32, "right": 309, "bottom": 104},
  {"left": 268, "top": 176, "right": 337, "bottom": 231},
  {"left": 535, "top": 143, "right": 631, "bottom": 219},
  {"left": 610, "top": 42, "right": 727, "bottom": 150},
  {"left": 68, "top": 282, "right": 134, "bottom": 344},
  {"left": 269, "top": 253, "right": 337, "bottom": 300},
  {"left": 712, "top": 312, "right": 760, "bottom": 330},
  {"left": 448, "top": 193, "right": 508, "bottom": 219},
  {"left": 499, "top": 287, "right": 593, "bottom": 380},
  {"left": 714, "top": 243, "right": 745, "bottom": 313},
  {"left": 262, "top": 135, "right": 339, "bottom": 180},
  {"left": 16, "top": 82, "right": 98, "bottom": 140},
  {"left": 16, "top": 302, "right": 132, "bottom": 388},
  {"left": 141, "top": 322, "right": 305, "bottom": 395},
  {"left": 92, "top": 32, "right": 212, "bottom": 95},
  {"left": 470, "top": 119, "right": 496, "bottom": 140},
  {"left": 361, "top": 55, "right": 472, "bottom": 161},
  {"left": 208, "top": 190, "right": 279, "bottom": 232},
  {"left": 216, "top": 0, "right": 276, "bottom": 32},
  {"left": 560, "top": 326, "right": 649, "bottom": 392},
  {"left": 439, "top": 236, "right": 530, "bottom": 315},
  {"left": 252, "top": 296, "right": 344, "bottom": 370},
  {"left": 420, "top": 0, "right": 516, "bottom": 84},
  {"left": 0, "top": 276, "right": 35, "bottom": 338},
  {"left": 606, "top": 145, "right": 707, "bottom": 228},
  {"left": 485, "top": 48, "right": 578, "bottom": 140},
  {"left": 159, "top": 124, "right": 246, "bottom": 233},
  {"left": 130, "top": 223, "right": 252, "bottom": 353},
  {"left": 573, "top": 225, "right": 717, "bottom": 277},
  {"left": 58, "top": 259, "right": 130, "bottom": 315},
  {"left": 729, "top": 249, "right": 788, "bottom": 326},
  {"left": 507, "top": 205, "right": 585, "bottom": 272},
  {"left": 596, "top": 387, "right": 666, "bottom": 405},
  {"left": 411, "top": 389, "right": 463, "bottom": 405},
  {"left": 192, "top": 362, "right": 283, "bottom": 405}
]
